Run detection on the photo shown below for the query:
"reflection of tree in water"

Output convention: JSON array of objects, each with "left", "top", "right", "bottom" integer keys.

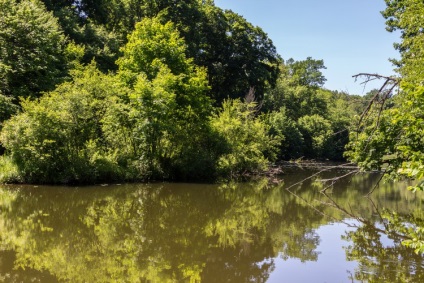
[
  {"left": 280, "top": 167, "right": 424, "bottom": 282},
  {"left": 6, "top": 169, "right": 418, "bottom": 283},
  {"left": 0, "top": 179, "right": 324, "bottom": 283},
  {"left": 343, "top": 216, "right": 424, "bottom": 283},
  {"left": 315, "top": 176, "right": 424, "bottom": 283}
]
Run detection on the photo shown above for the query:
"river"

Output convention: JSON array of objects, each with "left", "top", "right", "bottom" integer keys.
[{"left": 0, "top": 167, "right": 423, "bottom": 282}]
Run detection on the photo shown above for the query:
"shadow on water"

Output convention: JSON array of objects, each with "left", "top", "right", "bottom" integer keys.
[{"left": 0, "top": 168, "right": 423, "bottom": 282}]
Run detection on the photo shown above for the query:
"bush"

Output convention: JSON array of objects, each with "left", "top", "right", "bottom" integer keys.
[
  {"left": 0, "top": 64, "right": 129, "bottom": 184},
  {"left": 266, "top": 107, "right": 304, "bottom": 160},
  {"left": 0, "top": 155, "right": 21, "bottom": 183},
  {"left": 297, "top": 114, "right": 333, "bottom": 159},
  {"left": 211, "top": 99, "right": 280, "bottom": 178}
]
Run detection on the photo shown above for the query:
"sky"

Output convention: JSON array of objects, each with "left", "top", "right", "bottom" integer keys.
[{"left": 214, "top": 0, "right": 400, "bottom": 95}]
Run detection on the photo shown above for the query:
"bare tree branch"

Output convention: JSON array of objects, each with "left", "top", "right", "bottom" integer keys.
[
  {"left": 244, "top": 87, "right": 263, "bottom": 113},
  {"left": 352, "top": 73, "right": 399, "bottom": 126}
]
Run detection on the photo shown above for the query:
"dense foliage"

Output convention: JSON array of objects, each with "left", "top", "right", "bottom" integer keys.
[
  {"left": 38, "top": 0, "right": 281, "bottom": 103},
  {"left": 0, "top": 0, "right": 365, "bottom": 184},
  {"left": 211, "top": 99, "right": 279, "bottom": 177},
  {"left": 346, "top": 0, "right": 424, "bottom": 253},
  {"left": 0, "top": 0, "right": 67, "bottom": 99},
  {"left": 1, "top": 65, "right": 129, "bottom": 183},
  {"left": 347, "top": 0, "right": 424, "bottom": 191},
  {"left": 263, "top": 59, "right": 360, "bottom": 161}
]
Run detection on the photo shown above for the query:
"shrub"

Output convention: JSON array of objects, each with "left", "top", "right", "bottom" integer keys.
[
  {"left": 0, "top": 155, "right": 21, "bottom": 183},
  {"left": 297, "top": 114, "right": 333, "bottom": 159},
  {"left": 0, "top": 64, "right": 129, "bottom": 184},
  {"left": 211, "top": 99, "right": 280, "bottom": 178},
  {"left": 266, "top": 107, "right": 304, "bottom": 160}
]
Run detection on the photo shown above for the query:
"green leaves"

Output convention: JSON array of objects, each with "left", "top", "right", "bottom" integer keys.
[
  {"left": 297, "top": 114, "right": 333, "bottom": 159},
  {"left": 0, "top": 0, "right": 67, "bottom": 99},
  {"left": 118, "top": 18, "right": 190, "bottom": 82},
  {"left": 211, "top": 99, "right": 280, "bottom": 177},
  {"left": 345, "top": 3, "right": 424, "bottom": 246},
  {"left": 0, "top": 2, "right": 290, "bottom": 182},
  {"left": 0, "top": 64, "right": 129, "bottom": 183},
  {"left": 116, "top": 18, "right": 216, "bottom": 180},
  {"left": 286, "top": 57, "right": 327, "bottom": 88}
]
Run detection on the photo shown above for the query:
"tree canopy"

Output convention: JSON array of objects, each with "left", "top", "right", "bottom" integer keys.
[
  {"left": 347, "top": 0, "right": 424, "bottom": 192},
  {"left": 0, "top": 0, "right": 67, "bottom": 99},
  {"left": 0, "top": 0, "right": 367, "bottom": 183}
]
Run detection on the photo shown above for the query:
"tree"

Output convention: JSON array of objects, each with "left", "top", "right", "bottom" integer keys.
[
  {"left": 117, "top": 17, "right": 192, "bottom": 82},
  {"left": 0, "top": 64, "right": 129, "bottom": 184},
  {"left": 266, "top": 107, "right": 304, "bottom": 160},
  {"left": 345, "top": 0, "right": 424, "bottom": 253},
  {"left": 211, "top": 99, "right": 280, "bottom": 177},
  {"left": 262, "top": 58, "right": 347, "bottom": 161},
  {"left": 38, "top": 0, "right": 281, "bottom": 103},
  {"left": 297, "top": 114, "right": 333, "bottom": 159},
  {"left": 263, "top": 58, "right": 329, "bottom": 119},
  {"left": 39, "top": 0, "right": 122, "bottom": 72},
  {"left": 0, "top": 0, "right": 67, "bottom": 99},
  {"left": 286, "top": 57, "right": 327, "bottom": 87},
  {"left": 347, "top": 0, "right": 424, "bottom": 191},
  {"left": 382, "top": 0, "right": 424, "bottom": 81},
  {"left": 116, "top": 17, "right": 218, "bottom": 180},
  {"left": 325, "top": 92, "right": 358, "bottom": 160},
  {"left": 202, "top": 10, "right": 281, "bottom": 103},
  {"left": 0, "top": 92, "right": 17, "bottom": 126}
]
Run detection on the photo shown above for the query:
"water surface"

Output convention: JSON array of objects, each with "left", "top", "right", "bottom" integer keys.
[{"left": 0, "top": 168, "right": 423, "bottom": 282}]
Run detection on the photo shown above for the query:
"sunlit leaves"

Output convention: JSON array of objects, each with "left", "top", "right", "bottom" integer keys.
[
  {"left": 0, "top": 0, "right": 67, "bottom": 99},
  {"left": 0, "top": 64, "right": 129, "bottom": 183},
  {"left": 117, "top": 17, "right": 190, "bottom": 82},
  {"left": 211, "top": 99, "right": 280, "bottom": 177},
  {"left": 347, "top": 1, "right": 424, "bottom": 198}
]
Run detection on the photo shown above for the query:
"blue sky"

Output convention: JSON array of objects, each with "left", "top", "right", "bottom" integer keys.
[{"left": 214, "top": 0, "right": 400, "bottom": 95}]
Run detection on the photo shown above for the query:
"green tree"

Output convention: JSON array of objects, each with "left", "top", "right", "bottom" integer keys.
[
  {"left": 204, "top": 10, "right": 281, "bottom": 103},
  {"left": 40, "top": 0, "right": 281, "bottom": 103},
  {"left": 325, "top": 92, "right": 358, "bottom": 160},
  {"left": 266, "top": 107, "right": 304, "bottom": 160},
  {"left": 297, "top": 114, "right": 333, "bottom": 159},
  {"left": 0, "top": 93, "right": 17, "bottom": 126},
  {"left": 0, "top": 0, "right": 67, "bottom": 99},
  {"left": 262, "top": 58, "right": 355, "bottom": 161},
  {"left": 346, "top": 0, "right": 424, "bottom": 253},
  {"left": 263, "top": 59, "right": 329, "bottom": 119},
  {"left": 347, "top": 0, "right": 424, "bottom": 191},
  {"left": 0, "top": 64, "right": 129, "bottom": 184},
  {"left": 116, "top": 17, "right": 218, "bottom": 180},
  {"left": 382, "top": 0, "right": 424, "bottom": 81},
  {"left": 286, "top": 57, "right": 327, "bottom": 87},
  {"left": 211, "top": 99, "right": 280, "bottom": 178},
  {"left": 117, "top": 17, "right": 192, "bottom": 83},
  {"left": 39, "top": 0, "right": 122, "bottom": 72}
]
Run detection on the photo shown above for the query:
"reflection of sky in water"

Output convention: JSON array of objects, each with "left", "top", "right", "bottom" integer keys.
[
  {"left": 266, "top": 221, "right": 359, "bottom": 283},
  {"left": 1, "top": 176, "right": 422, "bottom": 282},
  {"left": 266, "top": 217, "right": 418, "bottom": 282}
]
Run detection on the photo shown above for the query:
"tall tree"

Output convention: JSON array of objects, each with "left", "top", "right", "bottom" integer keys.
[
  {"left": 117, "top": 17, "right": 216, "bottom": 180},
  {"left": 39, "top": 0, "right": 281, "bottom": 102},
  {"left": 263, "top": 58, "right": 329, "bottom": 119},
  {"left": 0, "top": 0, "right": 67, "bottom": 99},
  {"left": 382, "top": 0, "right": 424, "bottom": 82},
  {"left": 286, "top": 57, "right": 327, "bottom": 87},
  {"left": 347, "top": 0, "right": 424, "bottom": 191}
]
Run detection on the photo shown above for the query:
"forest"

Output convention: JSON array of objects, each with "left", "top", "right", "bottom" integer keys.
[{"left": 0, "top": 0, "right": 422, "bottom": 191}]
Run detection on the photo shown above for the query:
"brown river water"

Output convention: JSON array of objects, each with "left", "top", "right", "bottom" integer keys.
[{"left": 0, "top": 167, "right": 423, "bottom": 282}]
